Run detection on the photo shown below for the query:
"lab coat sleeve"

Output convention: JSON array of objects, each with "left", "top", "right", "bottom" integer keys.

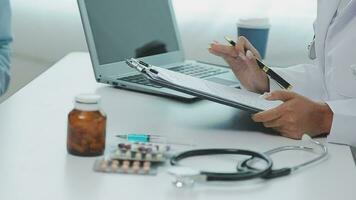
[
  {"left": 0, "top": 0, "right": 12, "bottom": 96},
  {"left": 269, "top": 63, "right": 326, "bottom": 100},
  {"left": 325, "top": 99, "right": 356, "bottom": 147},
  {"left": 269, "top": 64, "right": 356, "bottom": 147}
]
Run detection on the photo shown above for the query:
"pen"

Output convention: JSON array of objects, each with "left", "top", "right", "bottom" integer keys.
[{"left": 224, "top": 36, "right": 293, "bottom": 90}]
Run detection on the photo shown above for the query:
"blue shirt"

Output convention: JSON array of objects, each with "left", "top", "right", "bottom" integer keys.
[{"left": 0, "top": 0, "right": 12, "bottom": 95}]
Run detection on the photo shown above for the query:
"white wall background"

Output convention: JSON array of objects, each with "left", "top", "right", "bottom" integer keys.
[
  {"left": 173, "top": 0, "right": 317, "bottom": 66},
  {"left": 0, "top": 0, "right": 317, "bottom": 102}
]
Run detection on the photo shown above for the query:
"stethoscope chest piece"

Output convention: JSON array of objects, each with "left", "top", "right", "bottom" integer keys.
[{"left": 167, "top": 167, "right": 205, "bottom": 188}]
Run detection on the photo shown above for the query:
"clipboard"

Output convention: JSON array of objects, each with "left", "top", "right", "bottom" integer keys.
[{"left": 125, "top": 58, "right": 282, "bottom": 112}]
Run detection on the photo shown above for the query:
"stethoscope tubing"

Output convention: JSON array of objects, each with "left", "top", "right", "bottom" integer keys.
[
  {"left": 170, "top": 139, "right": 328, "bottom": 181},
  {"left": 170, "top": 148, "right": 273, "bottom": 181},
  {"left": 238, "top": 140, "right": 328, "bottom": 179}
]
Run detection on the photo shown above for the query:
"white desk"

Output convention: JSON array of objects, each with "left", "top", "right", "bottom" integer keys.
[{"left": 0, "top": 52, "right": 355, "bottom": 200}]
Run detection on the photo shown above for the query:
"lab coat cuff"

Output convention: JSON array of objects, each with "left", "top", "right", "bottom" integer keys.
[{"left": 325, "top": 101, "right": 356, "bottom": 147}]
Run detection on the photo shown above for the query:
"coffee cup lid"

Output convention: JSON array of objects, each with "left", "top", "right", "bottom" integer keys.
[{"left": 237, "top": 18, "right": 270, "bottom": 29}]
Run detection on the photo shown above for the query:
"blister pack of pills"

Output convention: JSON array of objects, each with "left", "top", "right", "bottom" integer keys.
[
  {"left": 93, "top": 142, "right": 171, "bottom": 175},
  {"left": 93, "top": 159, "right": 158, "bottom": 175}
]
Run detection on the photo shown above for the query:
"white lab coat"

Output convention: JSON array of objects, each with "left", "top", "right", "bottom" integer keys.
[{"left": 270, "top": 0, "right": 356, "bottom": 147}]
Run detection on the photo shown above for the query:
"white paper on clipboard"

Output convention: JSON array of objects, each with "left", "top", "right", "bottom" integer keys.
[{"left": 150, "top": 67, "right": 283, "bottom": 112}]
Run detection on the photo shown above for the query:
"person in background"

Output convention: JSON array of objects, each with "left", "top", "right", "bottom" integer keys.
[
  {"left": 0, "top": 0, "right": 12, "bottom": 96},
  {"left": 209, "top": 0, "right": 356, "bottom": 146}
]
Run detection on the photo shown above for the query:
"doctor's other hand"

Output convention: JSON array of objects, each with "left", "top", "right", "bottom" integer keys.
[
  {"left": 252, "top": 90, "right": 333, "bottom": 139},
  {"left": 208, "top": 36, "right": 269, "bottom": 94}
]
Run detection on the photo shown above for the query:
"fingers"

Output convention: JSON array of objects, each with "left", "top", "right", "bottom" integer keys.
[
  {"left": 236, "top": 36, "right": 262, "bottom": 60},
  {"left": 252, "top": 91, "right": 298, "bottom": 123},
  {"left": 261, "top": 117, "right": 302, "bottom": 140},
  {"left": 252, "top": 90, "right": 307, "bottom": 140},
  {"left": 209, "top": 46, "right": 250, "bottom": 72},
  {"left": 209, "top": 36, "right": 262, "bottom": 61},
  {"left": 252, "top": 106, "right": 283, "bottom": 122},
  {"left": 208, "top": 38, "right": 267, "bottom": 93},
  {"left": 252, "top": 91, "right": 300, "bottom": 122},
  {"left": 224, "top": 56, "right": 243, "bottom": 73},
  {"left": 209, "top": 43, "right": 238, "bottom": 58},
  {"left": 262, "top": 119, "right": 304, "bottom": 140},
  {"left": 209, "top": 44, "right": 257, "bottom": 68},
  {"left": 234, "top": 37, "right": 247, "bottom": 56},
  {"left": 264, "top": 90, "right": 298, "bottom": 102},
  {"left": 208, "top": 47, "right": 243, "bottom": 68},
  {"left": 208, "top": 48, "right": 229, "bottom": 58},
  {"left": 245, "top": 50, "right": 254, "bottom": 60},
  {"left": 278, "top": 129, "right": 304, "bottom": 140},
  {"left": 263, "top": 118, "right": 283, "bottom": 128},
  {"left": 209, "top": 38, "right": 256, "bottom": 59}
]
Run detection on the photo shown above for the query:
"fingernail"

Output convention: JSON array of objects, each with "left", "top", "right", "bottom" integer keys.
[
  {"left": 213, "top": 40, "right": 219, "bottom": 44},
  {"left": 251, "top": 114, "right": 257, "bottom": 121},
  {"left": 246, "top": 50, "right": 254, "bottom": 60},
  {"left": 239, "top": 52, "right": 247, "bottom": 61},
  {"left": 251, "top": 115, "right": 255, "bottom": 121},
  {"left": 260, "top": 92, "right": 272, "bottom": 99}
]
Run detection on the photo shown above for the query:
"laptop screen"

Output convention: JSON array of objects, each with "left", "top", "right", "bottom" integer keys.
[{"left": 84, "top": 0, "right": 180, "bottom": 65}]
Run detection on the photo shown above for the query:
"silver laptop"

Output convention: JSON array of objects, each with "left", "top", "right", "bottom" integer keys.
[{"left": 77, "top": 0, "right": 239, "bottom": 99}]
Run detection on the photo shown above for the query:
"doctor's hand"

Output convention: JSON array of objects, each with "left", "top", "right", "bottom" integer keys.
[
  {"left": 208, "top": 36, "right": 269, "bottom": 94},
  {"left": 252, "top": 90, "right": 334, "bottom": 139}
]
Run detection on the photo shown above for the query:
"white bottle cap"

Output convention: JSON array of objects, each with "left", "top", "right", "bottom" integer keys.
[
  {"left": 237, "top": 18, "right": 270, "bottom": 29},
  {"left": 75, "top": 94, "right": 101, "bottom": 104},
  {"left": 74, "top": 94, "right": 101, "bottom": 111}
]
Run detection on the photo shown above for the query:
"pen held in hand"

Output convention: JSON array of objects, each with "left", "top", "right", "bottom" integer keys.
[{"left": 224, "top": 36, "right": 293, "bottom": 90}]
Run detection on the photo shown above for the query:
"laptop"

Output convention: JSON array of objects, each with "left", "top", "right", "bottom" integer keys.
[{"left": 77, "top": 0, "right": 240, "bottom": 100}]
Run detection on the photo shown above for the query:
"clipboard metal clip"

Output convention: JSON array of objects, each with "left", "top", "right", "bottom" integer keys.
[
  {"left": 125, "top": 58, "right": 159, "bottom": 76},
  {"left": 125, "top": 58, "right": 148, "bottom": 73}
]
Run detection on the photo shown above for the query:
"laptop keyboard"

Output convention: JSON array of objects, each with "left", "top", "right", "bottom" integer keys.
[
  {"left": 118, "top": 63, "right": 228, "bottom": 88},
  {"left": 119, "top": 74, "right": 163, "bottom": 88}
]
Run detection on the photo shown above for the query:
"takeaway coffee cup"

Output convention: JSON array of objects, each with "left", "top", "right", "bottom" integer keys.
[{"left": 237, "top": 18, "right": 270, "bottom": 59}]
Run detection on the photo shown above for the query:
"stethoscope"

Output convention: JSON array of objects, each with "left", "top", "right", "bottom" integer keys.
[{"left": 168, "top": 134, "right": 328, "bottom": 188}]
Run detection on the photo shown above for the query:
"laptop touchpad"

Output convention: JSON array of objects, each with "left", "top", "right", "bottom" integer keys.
[{"left": 207, "top": 77, "right": 239, "bottom": 87}]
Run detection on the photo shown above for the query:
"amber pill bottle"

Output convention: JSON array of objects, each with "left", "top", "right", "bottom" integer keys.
[{"left": 67, "top": 94, "right": 106, "bottom": 156}]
